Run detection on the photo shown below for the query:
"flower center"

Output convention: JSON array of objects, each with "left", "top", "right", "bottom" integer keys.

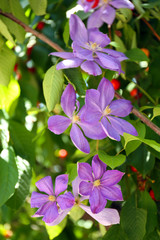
[
  {"left": 103, "top": 106, "right": 111, "bottom": 116},
  {"left": 75, "top": 197, "right": 80, "bottom": 206},
  {"left": 48, "top": 195, "right": 56, "bottom": 202},
  {"left": 72, "top": 115, "right": 80, "bottom": 123},
  {"left": 86, "top": 41, "right": 102, "bottom": 52},
  {"left": 93, "top": 179, "right": 101, "bottom": 187}
]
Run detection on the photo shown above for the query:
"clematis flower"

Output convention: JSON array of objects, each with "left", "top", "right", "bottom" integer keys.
[
  {"left": 31, "top": 175, "right": 75, "bottom": 224},
  {"left": 48, "top": 83, "right": 106, "bottom": 153},
  {"left": 84, "top": 77, "right": 138, "bottom": 141},
  {"left": 79, "top": 0, "right": 134, "bottom": 28},
  {"left": 78, "top": 155, "right": 124, "bottom": 213},
  {"left": 50, "top": 14, "right": 127, "bottom": 76},
  {"left": 78, "top": 0, "right": 99, "bottom": 12}
]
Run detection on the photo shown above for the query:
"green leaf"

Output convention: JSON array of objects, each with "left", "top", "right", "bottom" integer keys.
[
  {"left": 6, "top": 156, "right": 32, "bottom": 209},
  {"left": 138, "top": 191, "right": 157, "bottom": 234},
  {"left": 67, "top": 163, "right": 77, "bottom": 184},
  {"left": 152, "top": 107, "right": 160, "bottom": 120},
  {"left": 9, "top": 0, "right": 28, "bottom": 24},
  {"left": 132, "top": 0, "right": 145, "bottom": 15},
  {"left": 123, "top": 24, "right": 137, "bottom": 49},
  {"left": 116, "top": 9, "right": 132, "bottom": 23},
  {"left": 43, "top": 65, "right": 64, "bottom": 112},
  {"left": 69, "top": 205, "right": 85, "bottom": 222},
  {"left": 143, "top": 230, "right": 160, "bottom": 240},
  {"left": 45, "top": 217, "right": 67, "bottom": 239},
  {"left": 102, "top": 225, "right": 128, "bottom": 240},
  {"left": 98, "top": 150, "right": 126, "bottom": 169},
  {"left": 125, "top": 48, "right": 149, "bottom": 62},
  {"left": 114, "top": 34, "right": 127, "bottom": 53},
  {"left": 0, "top": 45, "right": 16, "bottom": 85},
  {"left": 29, "top": 0, "right": 47, "bottom": 15},
  {"left": 121, "top": 206, "right": 147, "bottom": 240},
  {"left": 0, "top": 19, "right": 15, "bottom": 44},
  {"left": 64, "top": 68, "right": 86, "bottom": 95},
  {"left": 122, "top": 121, "right": 146, "bottom": 156},
  {"left": 0, "top": 147, "right": 18, "bottom": 207},
  {"left": 63, "top": 20, "right": 69, "bottom": 47},
  {"left": 9, "top": 120, "right": 35, "bottom": 166}
]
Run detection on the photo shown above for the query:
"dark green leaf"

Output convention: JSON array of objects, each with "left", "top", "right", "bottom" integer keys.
[
  {"left": 102, "top": 225, "right": 128, "bottom": 240},
  {"left": 125, "top": 48, "right": 149, "bottom": 62}
]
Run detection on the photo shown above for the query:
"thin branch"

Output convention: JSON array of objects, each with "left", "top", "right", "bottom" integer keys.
[
  {"left": 114, "top": 92, "right": 160, "bottom": 136},
  {"left": 0, "top": 9, "right": 64, "bottom": 52},
  {"left": 1, "top": 8, "right": 160, "bottom": 136},
  {"left": 142, "top": 18, "right": 160, "bottom": 41}
]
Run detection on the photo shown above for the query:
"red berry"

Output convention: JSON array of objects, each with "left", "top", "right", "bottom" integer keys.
[
  {"left": 111, "top": 79, "right": 121, "bottom": 90},
  {"left": 149, "top": 189, "right": 156, "bottom": 201},
  {"left": 130, "top": 88, "right": 142, "bottom": 99},
  {"left": 37, "top": 22, "right": 45, "bottom": 30},
  {"left": 86, "top": 0, "right": 94, "bottom": 2},
  {"left": 27, "top": 46, "right": 33, "bottom": 57},
  {"left": 130, "top": 166, "right": 138, "bottom": 172},
  {"left": 59, "top": 149, "right": 68, "bottom": 158},
  {"left": 92, "top": 0, "right": 99, "bottom": 8},
  {"left": 14, "top": 63, "right": 18, "bottom": 72},
  {"left": 28, "top": 67, "right": 36, "bottom": 73},
  {"left": 16, "top": 72, "right": 22, "bottom": 80}
]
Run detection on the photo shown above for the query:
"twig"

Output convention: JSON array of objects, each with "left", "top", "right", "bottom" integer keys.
[
  {"left": 1, "top": 8, "right": 160, "bottom": 136},
  {"left": 142, "top": 18, "right": 160, "bottom": 41},
  {"left": 0, "top": 9, "right": 63, "bottom": 52},
  {"left": 114, "top": 91, "right": 160, "bottom": 136}
]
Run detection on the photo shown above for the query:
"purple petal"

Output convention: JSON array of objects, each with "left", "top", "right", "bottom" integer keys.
[
  {"left": 97, "top": 78, "right": 115, "bottom": 111},
  {"left": 48, "top": 115, "right": 71, "bottom": 134},
  {"left": 69, "top": 14, "right": 88, "bottom": 44},
  {"left": 107, "top": 116, "right": 138, "bottom": 136},
  {"left": 87, "top": 8, "right": 104, "bottom": 29},
  {"left": 81, "top": 61, "right": 102, "bottom": 76},
  {"left": 31, "top": 192, "right": 49, "bottom": 208},
  {"left": 92, "top": 155, "right": 106, "bottom": 180},
  {"left": 85, "top": 89, "right": 101, "bottom": 111},
  {"left": 56, "top": 58, "right": 83, "bottom": 70},
  {"left": 32, "top": 202, "right": 52, "bottom": 218},
  {"left": 88, "top": 28, "right": 110, "bottom": 48},
  {"left": 79, "top": 181, "right": 93, "bottom": 196},
  {"left": 57, "top": 192, "right": 75, "bottom": 210},
  {"left": 72, "top": 42, "right": 93, "bottom": 61},
  {"left": 96, "top": 52, "right": 122, "bottom": 74},
  {"left": 55, "top": 174, "right": 68, "bottom": 196},
  {"left": 101, "top": 170, "right": 124, "bottom": 187},
  {"left": 70, "top": 124, "right": 90, "bottom": 153},
  {"left": 50, "top": 52, "right": 74, "bottom": 59},
  {"left": 79, "top": 121, "right": 107, "bottom": 140},
  {"left": 36, "top": 176, "right": 54, "bottom": 195},
  {"left": 101, "top": 5, "right": 116, "bottom": 25},
  {"left": 89, "top": 187, "right": 107, "bottom": 213},
  {"left": 109, "top": 99, "right": 133, "bottom": 117},
  {"left": 78, "top": 162, "right": 93, "bottom": 181},
  {"left": 101, "top": 117, "right": 121, "bottom": 141},
  {"left": 42, "top": 201, "right": 59, "bottom": 223},
  {"left": 61, "top": 84, "right": 76, "bottom": 118},
  {"left": 46, "top": 208, "right": 71, "bottom": 226},
  {"left": 102, "top": 49, "right": 128, "bottom": 61},
  {"left": 100, "top": 184, "right": 123, "bottom": 201},
  {"left": 110, "top": 0, "right": 134, "bottom": 9},
  {"left": 80, "top": 204, "right": 120, "bottom": 226},
  {"left": 72, "top": 176, "right": 81, "bottom": 197}
]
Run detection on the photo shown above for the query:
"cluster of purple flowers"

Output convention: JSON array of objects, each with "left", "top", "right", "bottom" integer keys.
[
  {"left": 48, "top": 77, "right": 137, "bottom": 153},
  {"left": 78, "top": 0, "right": 134, "bottom": 27},
  {"left": 31, "top": 155, "right": 123, "bottom": 226}
]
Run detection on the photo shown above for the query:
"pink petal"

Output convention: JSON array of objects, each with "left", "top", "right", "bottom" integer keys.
[
  {"left": 101, "top": 170, "right": 124, "bottom": 187},
  {"left": 57, "top": 192, "right": 75, "bottom": 210},
  {"left": 110, "top": 0, "right": 134, "bottom": 9},
  {"left": 42, "top": 202, "right": 59, "bottom": 223},
  {"left": 100, "top": 184, "right": 123, "bottom": 201},
  {"left": 101, "top": 5, "right": 116, "bottom": 25},
  {"left": 50, "top": 52, "right": 74, "bottom": 59},
  {"left": 56, "top": 58, "right": 83, "bottom": 70},
  {"left": 46, "top": 208, "right": 71, "bottom": 226},
  {"left": 101, "top": 117, "right": 121, "bottom": 141},
  {"left": 109, "top": 99, "right": 133, "bottom": 117},
  {"left": 87, "top": 8, "right": 104, "bottom": 29},
  {"left": 88, "top": 28, "right": 110, "bottom": 48}
]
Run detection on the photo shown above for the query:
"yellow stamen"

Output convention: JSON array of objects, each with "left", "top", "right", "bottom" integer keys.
[
  {"left": 72, "top": 115, "right": 80, "bottom": 123},
  {"left": 93, "top": 179, "right": 101, "bottom": 187},
  {"left": 86, "top": 41, "right": 102, "bottom": 52},
  {"left": 75, "top": 197, "right": 80, "bottom": 206},
  {"left": 103, "top": 106, "right": 111, "bottom": 115},
  {"left": 48, "top": 195, "right": 56, "bottom": 202}
]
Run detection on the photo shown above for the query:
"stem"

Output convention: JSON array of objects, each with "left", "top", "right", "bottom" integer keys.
[
  {"left": 0, "top": 9, "right": 63, "bottom": 52},
  {"left": 1, "top": 8, "right": 160, "bottom": 136},
  {"left": 142, "top": 18, "right": 160, "bottom": 41},
  {"left": 114, "top": 91, "right": 160, "bottom": 136}
]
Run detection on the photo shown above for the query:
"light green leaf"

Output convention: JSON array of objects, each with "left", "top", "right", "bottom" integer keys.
[
  {"left": 70, "top": 205, "right": 85, "bottom": 222},
  {"left": 121, "top": 206, "right": 147, "bottom": 240},
  {"left": 29, "top": 0, "right": 47, "bottom": 15},
  {"left": 114, "top": 34, "right": 126, "bottom": 53},
  {"left": 0, "top": 147, "right": 18, "bottom": 207},
  {"left": 9, "top": 0, "right": 28, "bottom": 24},
  {"left": 67, "top": 163, "right": 77, "bottom": 184},
  {"left": 116, "top": 9, "right": 132, "bottom": 23},
  {"left": 43, "top": 65, "right": 64, "bottom": 112},
  {"left": 123, "top": 24, "right": 137, "bottom": 49},
  {"left": 45, "top": 217, "right": 67, "bottom": 239},
  {"left": 132, "top": 0, "right": 145, "bottom": 15},
  {"left": 125, "top": 48, "right": 149, "bottom": 62},
  {"left": 63, "top": 20, "right": 69, "bottom": 47},
  {"left": 6, "top": 156, "right": 32, "bottom": 209},
  {"left": 98, "top": 150, "right": 126, "bottom": 169},
  {"left": 102, "top": 225, "right": 128, "bottom": 240},
  {"left": 152, "top": 107, "right": 160, "bottom": 120},
  {"left": 0, "top": 19, "right": 15, "bottom": 44},
  {"left": 9, "top": 120, "right": 35, "bottom": 166},
  {"left": 0, "top": 45, "right": 16, "bottom": 85}
]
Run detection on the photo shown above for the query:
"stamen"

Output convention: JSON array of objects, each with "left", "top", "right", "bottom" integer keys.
[
  {"left": 93, "top": 179, "right": 101, "bottom": 187},
  {"left": 48, "top": 195, "right": 56, "bottom": 202},
  {"left": 72, "top": 115, "right": 80, "bottom": 123},
  {"left": 103, "top": 106, "right": 111, "bottom": 116}
]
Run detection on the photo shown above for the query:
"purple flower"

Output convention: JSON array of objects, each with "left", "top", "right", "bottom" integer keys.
[
  {"left": 78, "top": 0, "right": 96, "bottom": 12},
  {"left": 83, "top": 0, "right": 134, "bottom": 28},
  {"left": 50, "top": 14, "right": 127, "bottom": 76},
  {"left": 48, "top": 84, "right": 106, "bottom": 153},
  {"left": 84, "top": 77, "right": 138, "bottom": 141},
  {"left": 72, "top": 176, "right": 120, "bottom": 226},
  {"left": 78, "top": 155, "right": 124, "bottom": 213},
  {"left": 31, "top": 175, "right": 75, "bottom": 224}
]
